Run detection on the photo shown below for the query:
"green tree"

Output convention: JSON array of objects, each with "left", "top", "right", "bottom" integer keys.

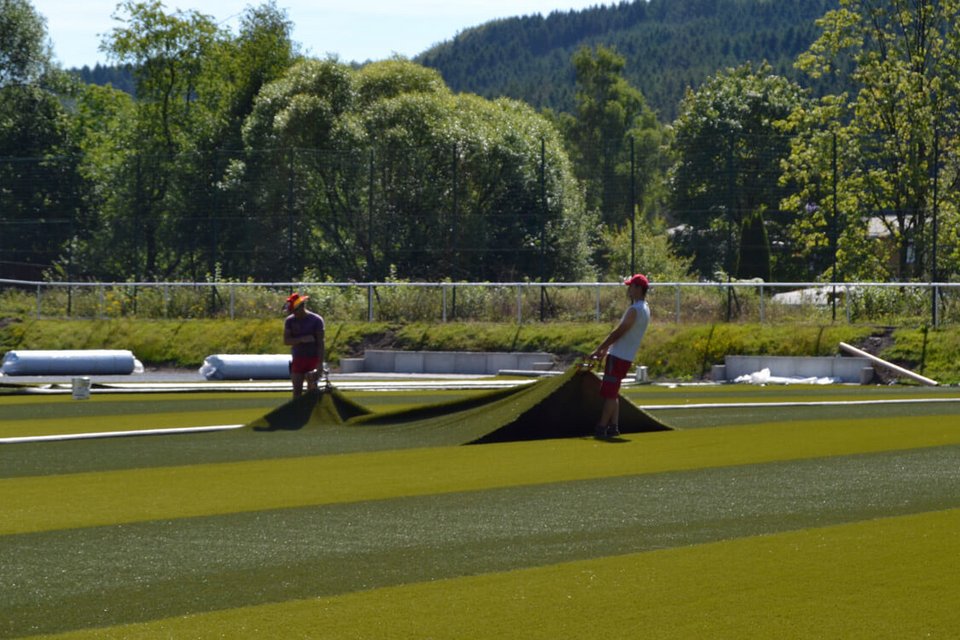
[
  {"left": 64, "top": 83, "right": 137, "bottom": 280},
  {"left": 96, "top": 1, "right": 297, "bottom": 281},
  {"left": 565, "top": 46, "right": 659, "bottom": 227},
  {"left": 668, "top": 62, "right": 806, "bottom": 281},
  {"left": 238, "top": 58, "right": 594, "bottom": 282},
  {"left": 102, "top": 0, "right": 222, "bottom": 279},
  {"left": 0, "top": 0, "right": 51, "bottom": 87},
  {"left": 786, "top": 0, "right": 960, "bottom": 282},
  {"left": 0, "top": 0, "right": 84, "bottom": 279}
]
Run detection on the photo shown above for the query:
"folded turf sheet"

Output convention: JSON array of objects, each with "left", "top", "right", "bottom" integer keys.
[{"left": 242, "top": 366, "right": 671, "bottom": 442}]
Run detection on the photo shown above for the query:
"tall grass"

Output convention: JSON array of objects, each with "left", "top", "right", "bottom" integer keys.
[{"left": 3, "top": 281, "right": 955, "bottom": 325}]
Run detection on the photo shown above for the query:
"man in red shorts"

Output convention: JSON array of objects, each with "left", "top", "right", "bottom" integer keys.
[
  {"left": 283, "top": 292, "right": 325, "bottom": 397},
  {"left": 588, "top": 273, "right": 650, "bottom": 438}
]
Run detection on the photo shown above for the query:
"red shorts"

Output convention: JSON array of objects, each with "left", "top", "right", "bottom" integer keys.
[
  {"left": 290, "top": 356, "right": 320, "bottom": 375},
  {"left": 599, "top": 355, "right": 632, "bottom": 399}
]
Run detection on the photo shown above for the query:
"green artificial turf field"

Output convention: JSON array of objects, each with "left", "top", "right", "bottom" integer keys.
[{"left": 2, "top": 375, "right": 960, "bottom": 638}]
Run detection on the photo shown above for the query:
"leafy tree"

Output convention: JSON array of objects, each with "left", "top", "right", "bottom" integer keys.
[
  {"left": 668, "top": 62, "right": 806, "bottom": 281},
  {"left": 564, "top": 46, "right": 658, "bottom": 225},
  {"left": 95, "top": 1, "right": 297, "bottom": 281},
  {"left": 238, "top": 58, "right": 594, "bottom": 282},
  {"left": 601, "top": 218, "right": 693, "bottom": 283},
  {"left": 786, "top": 0, "right": 960, "bottom": 282},
  {"left": 0, "top": 0, "right": 51, "bottom": 87},
  {"left": 100, "top": 0, "right": 223, "bottom": 279},
  {"left": 419, "top": 0, "right": 837, "bottom": 122},
  {"left": 0, "top": 0, "right": 84, "bottom": 279}
]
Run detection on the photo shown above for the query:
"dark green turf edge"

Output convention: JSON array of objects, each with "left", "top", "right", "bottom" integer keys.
[
  {"left": 655, "top": 399, "right": 960, "bottom": 429},
  {"left": 3, "top": 444, "right": 959, "bottom": 637},
  {"left": 0, "top": 395, "right": 286, "bottom": 422},
  {"left": 4, "top": 397, "right": 957, "bottom": 479}
]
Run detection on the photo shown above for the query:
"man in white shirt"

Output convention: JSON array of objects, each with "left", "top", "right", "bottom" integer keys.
[{"left": 588, "top": 273, "right": 650, "bottom": 438}]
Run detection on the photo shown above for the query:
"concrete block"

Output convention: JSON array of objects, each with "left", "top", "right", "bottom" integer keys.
[
  {"left": 339, "top": 358, "right": 364, "bottom": 373},
  {"left": 357, "top": 349, "right": 554, "bottom": 375},
  {"left": 724, "top": 355, "right": 875, "bottom": 383},
  {"left": 394, "top": 352, "right": 424, "bottom": 373}
]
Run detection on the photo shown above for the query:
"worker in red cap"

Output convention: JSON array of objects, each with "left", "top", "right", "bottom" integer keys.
[
  {"left": 588, "top": 273, "right": 650, "bottom": 438},
  {"left": 283, "top": 292, "right": 325, "bottom": 397}
]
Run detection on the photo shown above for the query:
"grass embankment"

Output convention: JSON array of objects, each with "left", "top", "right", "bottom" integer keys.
[{"left": 3, "top": 317, "right": 957, "bottom": 381}]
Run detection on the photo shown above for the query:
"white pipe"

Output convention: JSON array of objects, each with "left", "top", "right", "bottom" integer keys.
[{"left": 839, "top": 342, "right": 938, "bottom": 386}]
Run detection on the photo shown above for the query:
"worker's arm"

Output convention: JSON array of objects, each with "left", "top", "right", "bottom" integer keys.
[{"left": 589, "top": 307, "right": 637, "bottom": 360}]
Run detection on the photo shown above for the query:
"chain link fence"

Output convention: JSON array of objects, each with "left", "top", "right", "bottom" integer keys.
[{"left": 2, "top": 279, "right": 957, "bottom": 327}]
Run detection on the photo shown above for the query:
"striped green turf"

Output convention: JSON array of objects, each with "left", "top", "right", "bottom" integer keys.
[
  {"left": 40, "top": 508, "right": 960, "bottom": 640},
  {"left": 3, "top": 383, "right": 960, "bottom": 638},
  {"left": 4, "top": 444, "right": 959, "bottom": 637},
  {"left": 0, "top": 392, "right": 287, "bottom": 437},
  {"left": 656, "top": 398, "right": 960, "bottom": 429},
  {"left": 4, "top": 415, "right": 960, "bottom": 535}
]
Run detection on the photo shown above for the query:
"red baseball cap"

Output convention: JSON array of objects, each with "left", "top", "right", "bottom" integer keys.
[
  {"left": 623, "top": 273, "right": 649, "bottom": 291},
  {"left": 284, "top": 292, "right": 309, "bottom": 312}
]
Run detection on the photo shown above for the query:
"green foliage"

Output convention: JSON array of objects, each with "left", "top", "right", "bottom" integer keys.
[
  {"left": 0, "top": 0, "right": 52, "bottom": 87},
  {"left": 668, "top": 62, "right": 807, "bottom": 280},
  {"left": 600, "top": 218, "right": 694, "bottom": 283},
  {"left": 885, "top": 325, "right": 960, "bottom": 382},
  {"left": 646, "top": 322, "right": 874, "bottom": 379},
  {"left": 784, "top": 0, "right": 960, "bottom": 282},
  {"left": 564, "top": 46, "right": 662, "bottom": 227},
  {"left": 418, "top": 0, "right": 838, "bottom": 122},
  {"left": 60, "top": 1, "right": 299, "bottom": 282},
  {"left": 10, "top": 317, "right": 959, "bottom": 382},
  {"left": 238, "top": 58, "right": 594, "bottom": 282}
]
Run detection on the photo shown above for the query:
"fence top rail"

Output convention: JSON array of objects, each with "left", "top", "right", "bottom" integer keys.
[{"left": 2, "top": 278, "right": 959, "bottom": 290}]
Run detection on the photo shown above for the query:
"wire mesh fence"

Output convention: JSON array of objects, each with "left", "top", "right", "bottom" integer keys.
[{"left": 2, "top": 279, "right": 956, "bottom": 327}]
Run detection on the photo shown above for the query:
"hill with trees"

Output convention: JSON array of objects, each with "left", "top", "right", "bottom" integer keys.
[
  {"left": 4, "top": 0, "right": 957, "bottom": 293},
  {"left": 73, "top": 0, "right": 842, "bottom": 122},
  {"left": 417, "top": 0, "right": 840, "bottom": 121}
]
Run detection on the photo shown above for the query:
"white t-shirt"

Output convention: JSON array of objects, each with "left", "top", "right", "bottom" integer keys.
[{"left": 607, "top": 299, "right": 650, "bottom": 362}]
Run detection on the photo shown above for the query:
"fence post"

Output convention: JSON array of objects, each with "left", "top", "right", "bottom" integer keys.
[
  {"left": 367, "top": 285, "right": 374, "bottom": 322},
  {"left": 35, "top": 284, "right": 41, "bottom": 319},
  {"left": 595, "top": 285, "right": 601, "bottom": 322},
  {"left": 517, "top": 285, "right": 523, "bottom": 324},
  {"left": 933, "top": 284, "right": 939, "bottom": 328},
  {"left": 759, "top": 283, "right": 765, "bottom": 323},
  {"left": 229, "top": 286, "right": 235, "bottom": 320},
  {"left": 675, "top": 286, "right": 681, "bottom": 323},
  {"left": 442, "top": 285, "right": 447, "bottom": 323}
]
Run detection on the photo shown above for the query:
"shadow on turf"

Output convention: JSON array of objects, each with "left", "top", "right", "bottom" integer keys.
[{"left": 245, "top": 366, "right": 671, "bottom": 444}]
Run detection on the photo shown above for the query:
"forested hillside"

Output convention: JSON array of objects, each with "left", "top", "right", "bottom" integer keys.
[
  {"left": 74, "top": 0, "right": 841, "bottom": 121},
  {"left": 417, "top": 0, "right": 840, "bottom": 120}
]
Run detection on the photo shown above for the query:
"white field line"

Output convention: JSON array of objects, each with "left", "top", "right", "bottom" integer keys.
[
  {"left": 640, "top": 397, "right": 960, "bottom": 411},
  {"left": 4, "top": 396, "right": 959, "bottom": 444},
  {"left": 7, "top": 379, "right": 535, "bottom": 394},
  {"left": 0, "top": 424, "right": 244, "bottom": 444}
]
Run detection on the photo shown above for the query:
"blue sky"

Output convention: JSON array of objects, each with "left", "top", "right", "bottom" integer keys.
[{"left": 32, "top": 0, "right": 611, "bottom": 68}]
